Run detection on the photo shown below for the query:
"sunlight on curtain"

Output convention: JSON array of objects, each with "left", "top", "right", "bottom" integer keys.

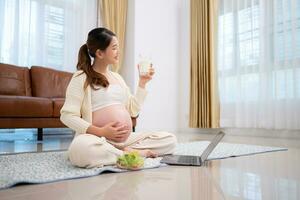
[
  {"left": 98, "top": 0, "right": 127, "bottom": 72},
  {"left": 218, "top": 0, "right": 300, "bottom": 129},
  {"left": 0, "top": 0, "right": 97, "bottom": 72},
  {"left": 189, "top": 0, "right": 220, "bottom": 128}
]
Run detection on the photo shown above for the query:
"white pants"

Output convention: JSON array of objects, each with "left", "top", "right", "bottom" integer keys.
[{"left": 68, "top": 131, "right": 177, "bottom": 168}]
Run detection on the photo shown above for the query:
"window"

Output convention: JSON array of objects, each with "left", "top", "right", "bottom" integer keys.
[
  {"left": 219, "top": 0, "right": 300, "bottom": 102},
  {"left": 45, "top": 5, "right": 65, "bottom": 67},
  {"left": 0, "top": 0, "right": 97, "bottom": 72}
]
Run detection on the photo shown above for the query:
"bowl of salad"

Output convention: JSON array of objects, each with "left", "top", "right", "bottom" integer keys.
[{"left": 116, "top": 151, "right": 144, "bottom": 170}]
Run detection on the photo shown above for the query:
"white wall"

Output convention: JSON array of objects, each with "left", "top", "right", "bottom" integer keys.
[
  {"left": 120, "top": 0, "right": 135, "bottom": 90},
  {"left": 121, "top": 0, "right": 191, "bottom": 133},
  {"left": 177, "top": 0, "right": 191, "bottom": 132}
]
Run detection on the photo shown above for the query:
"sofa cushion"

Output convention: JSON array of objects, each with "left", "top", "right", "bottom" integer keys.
[
  {"left": 30, "top": 66, "right": 72, "bottom": 98},
  {"left": 52, "top": 98, "right": 65, "bottom": 117},
  {"left": 0, "top": 63, "right": 32, "bottom": 96},
  {"left": 0, "top": 95, "right": 53, "bottom": 117}
]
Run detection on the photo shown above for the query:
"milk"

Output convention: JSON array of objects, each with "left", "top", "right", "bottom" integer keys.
[{"left": 139, "top": 59, "right": 151, "bottom": 75}]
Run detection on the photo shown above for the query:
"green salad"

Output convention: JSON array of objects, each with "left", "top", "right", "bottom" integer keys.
[{"left": 116, "top": 151, "right": 144, "bottom": 170}]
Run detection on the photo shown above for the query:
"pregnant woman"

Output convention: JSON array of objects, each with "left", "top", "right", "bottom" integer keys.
[{"left": 60, "top": 27, "right": 177, "bottom": 168}]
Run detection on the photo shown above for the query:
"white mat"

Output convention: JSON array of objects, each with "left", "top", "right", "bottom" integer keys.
[{"left": 0, "top": 141, "right": 287, "bottom": 189}]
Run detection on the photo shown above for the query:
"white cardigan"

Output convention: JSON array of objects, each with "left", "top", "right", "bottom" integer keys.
[{"left": 60, "top": 70, "right": 147, "bottom": 136}]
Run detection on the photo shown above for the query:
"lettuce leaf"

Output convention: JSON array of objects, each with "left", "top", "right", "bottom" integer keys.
[{"left": 117, "top": 151, "right": 144, "bottom": 169}]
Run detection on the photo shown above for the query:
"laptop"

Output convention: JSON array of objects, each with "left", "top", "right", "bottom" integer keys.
[{"left": 160, "top": 131, "right": 225, "bottom": 166}]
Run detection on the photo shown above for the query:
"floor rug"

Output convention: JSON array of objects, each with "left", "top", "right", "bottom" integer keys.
[{"left": 0, "top": 141, "right": 287, "bottom": 189}]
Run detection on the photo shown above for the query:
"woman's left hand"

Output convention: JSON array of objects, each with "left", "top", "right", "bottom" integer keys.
[{"left": 138, "top": 65, "right": 155, "bottom": 88}]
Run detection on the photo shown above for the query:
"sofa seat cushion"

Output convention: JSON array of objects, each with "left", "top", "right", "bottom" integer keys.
[
  {"left": 0, "top": 95, "right": 53, "bottom": 117},
  {"left": 52, "top": 98, "right": 65, "bottom": 117}
]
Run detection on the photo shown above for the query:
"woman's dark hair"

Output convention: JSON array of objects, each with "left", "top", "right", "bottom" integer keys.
[{"left": 76, "top": 27, "right": 116, "bottom": 90}]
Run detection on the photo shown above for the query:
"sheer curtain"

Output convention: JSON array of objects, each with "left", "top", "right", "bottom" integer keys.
[
  {"left": 0, "top": 0, "right": 97, "bottom": 72},
  {"left": 218, "top": 0, "right": 300, "bottom": 129}
]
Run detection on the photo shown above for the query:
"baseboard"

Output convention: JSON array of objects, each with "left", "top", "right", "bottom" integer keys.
[{"left": 178, "top": 127, "right": 300, "bottom": 139}]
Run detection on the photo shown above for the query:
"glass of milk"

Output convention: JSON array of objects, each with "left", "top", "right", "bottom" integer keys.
[{"left": 138, "top": 55, "right": 152, "bottom": 76}]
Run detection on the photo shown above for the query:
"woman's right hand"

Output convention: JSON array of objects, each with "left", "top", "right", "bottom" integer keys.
[
  {"left": 101, "top": 121, "right": 130, "bottom": 142},
  {"left": 123, "top": 147, "right": 158, "bottom": 158}
]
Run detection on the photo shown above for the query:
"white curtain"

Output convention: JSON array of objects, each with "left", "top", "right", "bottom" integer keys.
[
  {"left": 218, "top": 0, "right": 300, "bottom": 129},
  {"left": 0, "top": 0, "right": 97, "bottom": 72}
]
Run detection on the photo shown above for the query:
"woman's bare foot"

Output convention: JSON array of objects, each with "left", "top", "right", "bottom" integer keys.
[{"left": 123, "top": 147, "right": 158, "bottom": 158}]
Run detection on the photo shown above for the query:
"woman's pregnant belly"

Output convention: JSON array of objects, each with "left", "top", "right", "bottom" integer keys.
[{"left": 92, "top": 104, "right": 132, "bottom": 142}]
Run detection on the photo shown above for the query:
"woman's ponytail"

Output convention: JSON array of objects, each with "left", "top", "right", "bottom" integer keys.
[
  {"left": 77, "top": 44, "right": 91, "bottom": 71},
  {"left": 76, "top": 43, "right": 109, "bottom": 90}
]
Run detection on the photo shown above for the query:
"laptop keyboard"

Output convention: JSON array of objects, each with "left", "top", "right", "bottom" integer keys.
[{"left": 178, "top": 156, "right": 199, "bottom": 164}]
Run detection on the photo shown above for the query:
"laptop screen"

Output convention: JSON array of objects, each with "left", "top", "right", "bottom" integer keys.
[{"left": 200, "top": 132, "right": 225, "bottom": 162}]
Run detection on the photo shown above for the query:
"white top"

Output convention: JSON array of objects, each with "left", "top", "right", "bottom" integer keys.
[
  {"left": 60, "top": 70, "right": 148, "bottom": 135},
  {"left": 91, "top": 84, "right": 127, "bottom": 111}
]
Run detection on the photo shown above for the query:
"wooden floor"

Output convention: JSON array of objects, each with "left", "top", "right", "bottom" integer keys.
[{"left": 0, "top": 129, "right": 299, "bottom": 200}]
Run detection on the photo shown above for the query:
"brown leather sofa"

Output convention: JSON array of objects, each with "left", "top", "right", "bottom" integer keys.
[
  {"left": 0, "top": 63, "right": 137, "bottom": 140},
  {"left": 0, "top": 63, "right": 72, "bottom": 140}
]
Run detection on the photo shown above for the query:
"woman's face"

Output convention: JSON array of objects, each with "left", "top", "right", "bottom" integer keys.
[{"left": 102, "top": 36, "right": 119, "bottom": 65}]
